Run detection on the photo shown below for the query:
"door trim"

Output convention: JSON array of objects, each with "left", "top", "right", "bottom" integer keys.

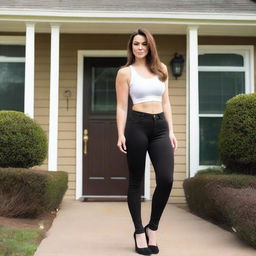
[{"left": 76, "top": 50, "right": 151, "bottom": 200}]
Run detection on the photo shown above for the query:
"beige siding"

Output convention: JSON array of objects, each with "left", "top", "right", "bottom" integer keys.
[
  {"left": 33, "top": 33, "right": 256, "bottom": 203},
  {"left": 34, "top": 34, "right": 50, "bottom": 171},
  {"left": 157, "top": 35, "right": 187, "bottom": 203}
]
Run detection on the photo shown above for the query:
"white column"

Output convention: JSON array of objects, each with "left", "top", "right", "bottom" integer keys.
[
  {"left": 186, "top": 26, "right": 199, "bottom": 177},
  {"left": 48, "top": 25, "right": 60, "bottom": 171},
  {"left": 24, "top": 23, "right": 35, "bottom": 118}
]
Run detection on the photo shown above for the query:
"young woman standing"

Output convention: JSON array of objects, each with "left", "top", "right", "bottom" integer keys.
[{"left": 115, "top": 28, "right": 177, "bottom": 255}]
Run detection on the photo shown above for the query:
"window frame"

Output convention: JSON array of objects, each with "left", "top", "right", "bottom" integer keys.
[
  {"left": 0, "top": 36, "right": 26, "bottom": 112},
  {"left": 190, "top": 45, "right": 254, "bottom": 177}
]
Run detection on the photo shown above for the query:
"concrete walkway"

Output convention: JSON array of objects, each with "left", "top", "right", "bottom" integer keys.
[{"left": 34, "top": 199, "right": 255, "bottom": 256}]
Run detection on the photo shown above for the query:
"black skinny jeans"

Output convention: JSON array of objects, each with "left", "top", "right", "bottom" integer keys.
[{"left": 125, "top": 110, "right": 174, "bottom": 234}]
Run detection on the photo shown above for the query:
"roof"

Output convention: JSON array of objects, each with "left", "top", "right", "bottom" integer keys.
[{"left": 0, "top": 0, "right": 256, "bottom": 14}]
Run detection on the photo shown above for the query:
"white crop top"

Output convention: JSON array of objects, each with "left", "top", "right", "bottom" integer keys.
[{"left": 129, "top": 65, "right": 165, "bottom": 104}]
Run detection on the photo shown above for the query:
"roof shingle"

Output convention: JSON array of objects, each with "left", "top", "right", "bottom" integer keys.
[{"left": 0, "top": 0, "right": 256, "bottom": 14}]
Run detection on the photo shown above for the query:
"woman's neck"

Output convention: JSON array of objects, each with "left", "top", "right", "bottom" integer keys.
[{"left": 134, "top": 58, "right": 146, "bottom": 66}]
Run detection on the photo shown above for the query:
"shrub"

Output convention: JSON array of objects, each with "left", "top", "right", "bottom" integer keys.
[
  {"left": 0, "top": 168, "right": 68, "bottom": 218},
  {"left": 223, "top": 187, "right": 256, "bottom": 248},
  {"left": 218, "top": 93, "right": 256, "bottom": 174},
  {"left": 196, "top": 167, "right": 224, "bottom": 176},
  {"left": 0, "top": 111, "right": 48, "bottom": 168},
  {"left": 183, "top": 171, "right": 256, "bottom": 248}
]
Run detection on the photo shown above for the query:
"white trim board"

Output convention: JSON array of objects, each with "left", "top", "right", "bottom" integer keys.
[
  {"left": 0, "top": 36, "right": 25, "bottom": 44},
  {"left": 76, "top": 50, "right": 151, "bottom": 200},
  {"left": 1, "top": 9, "right": 256, "bottom": 21}
]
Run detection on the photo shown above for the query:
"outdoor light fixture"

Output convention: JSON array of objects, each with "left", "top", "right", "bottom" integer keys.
[{"left": 170, "top": 53, "right": 184, "bottom": 79}]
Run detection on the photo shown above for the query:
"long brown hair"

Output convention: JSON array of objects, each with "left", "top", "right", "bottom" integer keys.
[{"left": 124, "top": 28, "right": 167, "bottom": 82}]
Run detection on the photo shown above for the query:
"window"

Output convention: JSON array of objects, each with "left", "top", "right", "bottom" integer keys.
[
  {"left": 0, "top": 37, "right": 25, "bottom": 112},
  {"left": 190, "top": 46, "right": 254, "bottom": 175},
  {"left": 199, "top": 53, "right": 246, "bottom": 165},
  {"left": 91, "top": 67, "right": 118, "bottom": 112}
]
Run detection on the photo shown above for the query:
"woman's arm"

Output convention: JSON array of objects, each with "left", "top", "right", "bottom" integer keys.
[
  {"left": 115, "top": 67, "right": 130, "bottom": 154},
  {"left": 161, "top": 64, "right": 178, "bottom": 151}
]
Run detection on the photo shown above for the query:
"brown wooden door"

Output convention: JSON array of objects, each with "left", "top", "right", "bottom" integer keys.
[{"left": 82, "top": 57, "right": 129, "bottom": 197}]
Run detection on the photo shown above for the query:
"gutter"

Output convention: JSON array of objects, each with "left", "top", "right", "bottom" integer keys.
[{"left": 0, "top": 8, "right": 256, "bottom": 22}]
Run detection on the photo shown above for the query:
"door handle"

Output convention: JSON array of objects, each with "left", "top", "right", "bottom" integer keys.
[{"left": 83, "top": 129, "right": 89, "bottom": 155}]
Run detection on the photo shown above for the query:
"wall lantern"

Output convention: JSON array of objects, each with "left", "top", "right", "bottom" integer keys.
[{"left": 170, "top": 53, "right": 184, "bottom": 79}]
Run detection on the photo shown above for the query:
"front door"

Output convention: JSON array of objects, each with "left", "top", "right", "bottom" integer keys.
[{"left": 83, "top": 57, "right": 129, "bottom": 197}]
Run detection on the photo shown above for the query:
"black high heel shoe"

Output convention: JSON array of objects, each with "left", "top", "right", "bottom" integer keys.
[
  {"left": 144, "top": 225, "right": 159, "bottom": 254},
  {"left": 133, "top": 232, "right": 152, "bottom": 255}
]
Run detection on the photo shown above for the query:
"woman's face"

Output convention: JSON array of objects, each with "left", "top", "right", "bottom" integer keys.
[{"left": 132, "top": 34, "right": 149, "bottom": 59}]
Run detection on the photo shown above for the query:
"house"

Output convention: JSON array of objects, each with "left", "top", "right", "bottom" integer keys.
[{"left": 0, "top": 0, "right": 255, "bottom": 203}]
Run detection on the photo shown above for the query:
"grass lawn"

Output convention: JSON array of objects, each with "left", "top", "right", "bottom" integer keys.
[
  {"left": 0, "top": 225, "right": 43, "bottom": 256},
  {"left": 0, "top": 212, "right": 56, "bottom": 256}
]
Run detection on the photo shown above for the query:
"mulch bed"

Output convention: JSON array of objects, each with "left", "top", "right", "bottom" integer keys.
[{"left": 0, "top": 211, "right": 57, "bottom": 234}]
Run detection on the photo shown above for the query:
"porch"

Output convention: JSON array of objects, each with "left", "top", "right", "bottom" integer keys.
[{"left": 0, "top": 9, "right": 255, "bottom": 202}]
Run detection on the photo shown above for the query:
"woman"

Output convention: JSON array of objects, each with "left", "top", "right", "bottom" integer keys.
[{"left": 115, "top": 28, "right": 177, "bottom": 255}]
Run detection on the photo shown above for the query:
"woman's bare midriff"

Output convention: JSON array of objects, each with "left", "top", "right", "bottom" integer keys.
[{"left": 132, "top": 101, "right": 163, "bottom": 114}]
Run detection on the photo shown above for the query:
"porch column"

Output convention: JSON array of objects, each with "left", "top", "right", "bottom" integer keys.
[
  {"left": 24, "top": 23, "right": 35, "bottom": 118},
  {"left": 48, "top": 25, "right": 60, "bottom": 171},
  {"left": 186, "top": 26, "right": 199, "bottom": 177}
]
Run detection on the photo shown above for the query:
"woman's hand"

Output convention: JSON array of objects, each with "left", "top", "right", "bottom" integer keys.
[
  {"left": 117, "top": 135, "right": 127, "bottom": 154},
  {"left": 169, "top": 132, "right": 178, "bottom": 151}
]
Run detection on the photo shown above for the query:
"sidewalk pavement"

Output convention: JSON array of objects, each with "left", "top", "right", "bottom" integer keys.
[{"left": 34, "top": 199, "right": 256, "bottom": 256}]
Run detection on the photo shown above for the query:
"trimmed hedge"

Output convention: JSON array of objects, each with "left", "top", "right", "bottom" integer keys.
[
  {"left": 183, "top": 169, "right": 256, "bottom": 248},
  {"left": 222, "top": 187, "right": 256, "bottom": 248},
  {"left": 0, "top": 168, "right": 68, "bottom": 218},
  {"left": 196, "top": 167, "right": 224, "bottom": 176},
  {"left": 0, "top": 111, "right": 48, "bottom": 168},
  {"left": 218, "top": 93, "right": 256, "bottom": 174}
]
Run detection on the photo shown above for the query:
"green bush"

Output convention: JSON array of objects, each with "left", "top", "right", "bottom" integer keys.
[
  {"left": 223, "top": 187, "right": 256, "bottom": 248},
  {"left": 0, "top": 111, "right": 48, "bottom": 168},
  {"left": 183, "top": 171, "right": 256, "bottom": 248},
  {"left": 0, "top": 168, "right": 68, "bottom": 218},
  {"left": 196, "top": 167, "right": 224, "bottom": 176},
  {"left": 218, "top": 93, "right": 256, "bottom": 174}
]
